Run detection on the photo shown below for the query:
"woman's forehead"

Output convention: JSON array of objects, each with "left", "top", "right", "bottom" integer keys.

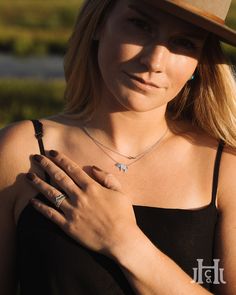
[{"left": 112, "top": 0, "right": 207, "bottom": 36}]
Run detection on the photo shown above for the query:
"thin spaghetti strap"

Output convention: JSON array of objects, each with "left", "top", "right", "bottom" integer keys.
[
  {"left": 31, "top": 119, "right": 51, "bottom": 184},
  {"left": 211, "top": 139, "right": 225, "bottom": 206}
]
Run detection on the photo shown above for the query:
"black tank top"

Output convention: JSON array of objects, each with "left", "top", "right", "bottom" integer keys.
[{"left": 17, "top": 119, "right": 225, "bottom": 294}]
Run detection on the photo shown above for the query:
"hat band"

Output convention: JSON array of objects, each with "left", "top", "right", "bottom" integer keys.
[{"left": 166, "top": 0, "right": 225, "bottom": 25}]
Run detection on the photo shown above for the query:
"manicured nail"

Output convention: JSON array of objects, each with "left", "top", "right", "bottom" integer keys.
[
  {"left": 49, "top": 150, "right": 58, "bottom": 157},
  {"left": 92, "top": 165, "right": 102, "bottom": 171},
  {"left": 30, "top": 198, "right": 40, "bottom": 206},
  {"left": 26, "top": 173, "right": 36, "bottom": 181},
  {"left": 33, "top": 154, "right": 43, "bottom": 163}
]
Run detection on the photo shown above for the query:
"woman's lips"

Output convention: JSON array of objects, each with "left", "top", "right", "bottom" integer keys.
[{"left": 123, "top": 71, "right": 162, "bottom": 91}]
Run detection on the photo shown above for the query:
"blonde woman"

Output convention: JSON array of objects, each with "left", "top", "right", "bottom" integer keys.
[{"left": 1, "top": 0, "right": 236, "bottom": 294}]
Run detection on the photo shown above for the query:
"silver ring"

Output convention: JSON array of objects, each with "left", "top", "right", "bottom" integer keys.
[{"left": 55, "top": 194, "right": 67, "bottom": 208}]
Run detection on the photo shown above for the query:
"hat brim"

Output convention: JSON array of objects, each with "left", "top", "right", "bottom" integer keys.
[{"left": 144, "top": 0, "right": 236, "bottom": 46}]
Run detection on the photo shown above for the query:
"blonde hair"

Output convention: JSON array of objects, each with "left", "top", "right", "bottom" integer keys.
[
  {"left": 63, "top": 0, "right": 236, "bottom": 147},
  {"left": 63, "top": 0, "right": 115, "bottom": 122}
]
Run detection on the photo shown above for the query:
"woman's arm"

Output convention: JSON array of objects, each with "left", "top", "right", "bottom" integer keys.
[{"left": 111, "top": 226, "right": 212, "bottom": 295}]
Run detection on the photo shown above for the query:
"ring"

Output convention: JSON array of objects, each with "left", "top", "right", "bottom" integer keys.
[{"left": 54, "top": 194, "right": 67, "bottom": 208}]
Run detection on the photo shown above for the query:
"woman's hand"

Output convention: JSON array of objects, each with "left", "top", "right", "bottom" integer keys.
[{"left": 26, "top": 150, "right": 138, "bottom": 259}]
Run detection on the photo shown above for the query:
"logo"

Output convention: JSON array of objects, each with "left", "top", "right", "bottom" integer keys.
[{"left": 191, "top": 259, "right": 226, "bottom": 285}]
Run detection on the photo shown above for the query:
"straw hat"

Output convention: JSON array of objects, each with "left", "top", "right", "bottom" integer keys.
[{"left": 145, "top": 0, "right": 236, "bottom": 46}]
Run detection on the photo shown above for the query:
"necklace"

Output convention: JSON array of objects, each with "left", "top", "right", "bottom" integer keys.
[{"left": 82, "top": 126, "right": 168, "bottom": 172}]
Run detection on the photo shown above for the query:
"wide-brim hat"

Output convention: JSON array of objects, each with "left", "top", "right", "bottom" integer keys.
[{"left": 144, "top": 0, "right": 236, "bottom": 46}]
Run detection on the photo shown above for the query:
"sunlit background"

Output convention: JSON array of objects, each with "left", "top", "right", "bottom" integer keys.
[{"left": 0, "top": 0, "right": 235, "bottom": 128}]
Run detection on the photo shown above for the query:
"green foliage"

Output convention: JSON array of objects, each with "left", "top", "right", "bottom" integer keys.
[
  {"left": 0, "top": 79, "right": 65, "bottom": 128},
  {"left": 0, "top": 0, "right": 83, "bottom": 56},
  {"left": 227, "top": 1, "right": 236, "bottom": 28},
  {"left": 0, "top": 0, "right": 82, "bottom": 29},
  {"left": 0, "top": 26, "right": 70, "bottom": 56}
]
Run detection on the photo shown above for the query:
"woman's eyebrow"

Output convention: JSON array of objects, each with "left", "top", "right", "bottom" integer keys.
[
  {"left": 128, "top": 4, "right": 159, "bottom": 25},
  {"left": 180, "top": 32, "right": 207, "bottom": 40}
]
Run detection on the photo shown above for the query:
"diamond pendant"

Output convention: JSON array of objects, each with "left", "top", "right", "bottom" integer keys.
[{"left": 115, "top": 163, "right": 128, "bottom": 172}]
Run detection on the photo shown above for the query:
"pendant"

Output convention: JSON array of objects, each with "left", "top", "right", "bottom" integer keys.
[{"left": 115, "top": 163, "right": 128, "bottom": 172}]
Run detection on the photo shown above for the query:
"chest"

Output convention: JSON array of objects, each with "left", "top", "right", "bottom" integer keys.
[{"left": 66, "top": 142, "right": 215, "bottom": 210}]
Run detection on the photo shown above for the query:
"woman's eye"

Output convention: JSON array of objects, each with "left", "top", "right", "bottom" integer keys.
[
  {"left": 172, "top": 38, "right": 196, "bottom": 50},
  {"left": 128, "top": 18, "right": 152, "bottom": 33}
]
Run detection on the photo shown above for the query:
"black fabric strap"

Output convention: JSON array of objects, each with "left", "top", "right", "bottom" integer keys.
[
  {"left": 31, "top": 119, "right": 51, "bottom": 184},
  {"left": 211, "top": 139, "right": 225, "bottom": 205}
]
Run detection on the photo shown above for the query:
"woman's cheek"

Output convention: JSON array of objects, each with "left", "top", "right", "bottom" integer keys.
[{"left": 170, "top": 57, "right": 198, "bottom": 86}]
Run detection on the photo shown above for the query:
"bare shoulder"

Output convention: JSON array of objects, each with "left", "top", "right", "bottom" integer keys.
[
  {"left": 217, "top": 144, "right": 236, "bottom": 211},
  {"left": 0, "top": 116, "right": 66, "bottom": 186},
  {"left": 0, "top": 120, "right": 36, "bottom": 195},
  {"left": 0, "top": 118, "right": 61, "bottom": 221}
]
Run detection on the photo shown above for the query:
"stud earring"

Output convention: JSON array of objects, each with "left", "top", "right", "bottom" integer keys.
[{"left": 189, "top": 75, "right": 195, "bottom": 81}]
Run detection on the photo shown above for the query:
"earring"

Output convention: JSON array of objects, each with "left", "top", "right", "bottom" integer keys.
[{"left": 189, "top": 75, "right": 195, "bottom": 81}]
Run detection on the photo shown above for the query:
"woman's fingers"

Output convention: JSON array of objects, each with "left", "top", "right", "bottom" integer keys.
[
  {"left": 32, "top": 154, "right": 82, "bottom": 199},
  {"left": 47, "top": 150, "right": 93, "bottom": 190},
  {"left": 92, "top": 166, "right": 122, "bottom": 192},
  {"left": 30, "top": 197, "right": 67, "bottom": 229},
  {"left": 26, "top": 172, "right": 71, "bottom": 214}
]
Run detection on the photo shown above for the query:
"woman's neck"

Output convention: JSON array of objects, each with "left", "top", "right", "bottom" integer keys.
[{"left": 85, "top": 106, "right": 170, "bottom": 157}]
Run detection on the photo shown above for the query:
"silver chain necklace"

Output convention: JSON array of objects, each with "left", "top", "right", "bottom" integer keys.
[{"left": 82, "top": 126, "right": 168, "bottom": 172}]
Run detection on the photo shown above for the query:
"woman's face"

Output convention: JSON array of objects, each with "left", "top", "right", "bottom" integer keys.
[{"left": 96, "top": 0, "right": 207, "bottom": 113}]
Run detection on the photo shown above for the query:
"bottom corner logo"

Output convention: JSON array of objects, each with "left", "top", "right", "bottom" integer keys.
[{"left": 191, "top": 259, "right": 226, "bottom": 285}]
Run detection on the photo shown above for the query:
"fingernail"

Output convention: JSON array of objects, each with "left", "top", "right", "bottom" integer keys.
[
  {"left": 49, "top": 150, "right": 58, "bottom": 157},
  {"left": 30, "top": 198, "right": 40, "bottom": 207},
  {"left": 26, "top": 173, "right": 36, "bottom": 181},
  {"left": 33, "top": 154, "right": 43, "bottom": 163},
  {"left": 92, "top": 165, "right": 102, "bottom": 171}
]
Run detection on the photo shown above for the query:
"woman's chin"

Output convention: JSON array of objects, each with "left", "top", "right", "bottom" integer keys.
[
  {"left": 117, "top": 96, "right": 167, "bottom": 113},
  {"left": 114, "top": 90, "right": 167, "bottom": 113}
]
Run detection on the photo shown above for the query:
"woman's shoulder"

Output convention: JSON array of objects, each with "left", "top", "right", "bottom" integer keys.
[
  {"left": 0, "top": 114, "right": 82, "bottom": 185},
  {"left": 0, "top": 119, "right": 35, "bottom": 180},
  {"left": 0, "top": 119, "right": 43, "bottom": 164},
  {"left": 0, "top": 116, "right": 74, "bottom": 222},
  {"left": 0, "top": 114, "right": 69, "bottom": 157},
  {"left": 172, "top": 120, "right": 236, "bottom": 211},
  {"left": 0, "top": 118, "right": 62, "bottom": 205},
  {"left": 216, "top": 143, "right": 236, "bottom": 210}
]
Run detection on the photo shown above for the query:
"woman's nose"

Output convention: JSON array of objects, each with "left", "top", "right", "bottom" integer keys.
[{"left": 140, "top": 44, "right": 169, "bottom": 73}]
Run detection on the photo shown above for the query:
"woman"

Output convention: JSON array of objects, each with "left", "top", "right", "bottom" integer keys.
[{"left": 0, "top": 0, "right": 236, "bottom": 294}]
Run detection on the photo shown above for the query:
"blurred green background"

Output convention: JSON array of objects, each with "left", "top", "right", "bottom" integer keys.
[{"left": 0, "top": 0, "right": 235, "bottom": 128}]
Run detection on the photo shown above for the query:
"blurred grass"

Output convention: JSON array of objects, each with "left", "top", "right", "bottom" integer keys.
[
  {"left": 0, "top": 79, "right": 65, "bottom": 128},
  {"left": 227, "top": 0, "right": 236, "bottom": 28},
  {"left": 224, "top": 0, "right": 236, "bottom": 63},
  {"left": 0, "top": 0, "right": 83, "bottom": 56}
]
